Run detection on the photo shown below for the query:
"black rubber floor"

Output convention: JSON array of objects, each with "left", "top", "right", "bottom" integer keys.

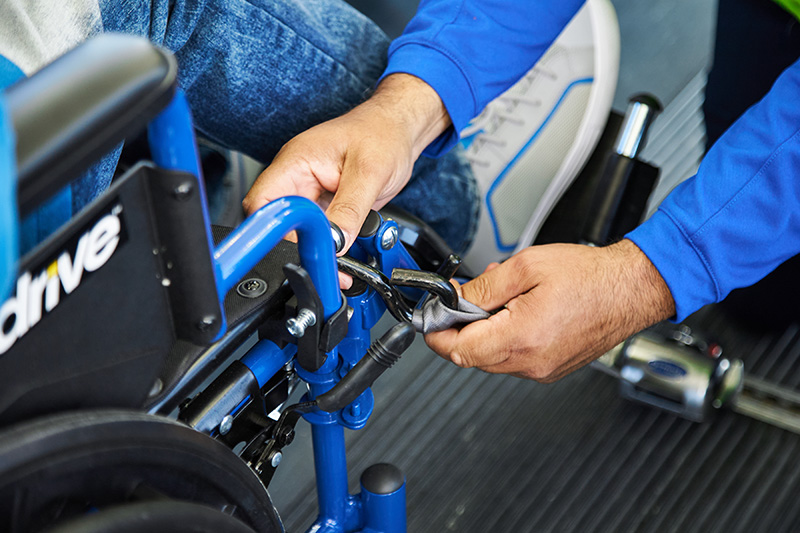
[{"left": 273, "top": 307, "right": 800, "bottom": 533}]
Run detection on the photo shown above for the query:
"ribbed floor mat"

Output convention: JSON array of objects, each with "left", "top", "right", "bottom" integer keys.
[{"left": 276, "top": 308, "right": 800, "bottom": 533}]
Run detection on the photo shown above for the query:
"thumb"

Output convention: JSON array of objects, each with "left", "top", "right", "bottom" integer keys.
[
  {"left": 460, "top": 253, "right": 538, "bottom": 311},
  {"left": 325, "top": 155, "right": 385, "bottom": 250}
]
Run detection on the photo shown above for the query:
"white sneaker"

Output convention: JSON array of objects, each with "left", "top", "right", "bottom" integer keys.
[{"left": 462, "top": 0, "right": 619, "bottom": 273}]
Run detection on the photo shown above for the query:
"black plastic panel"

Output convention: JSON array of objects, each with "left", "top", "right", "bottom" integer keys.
[{"left": 0, "top": 165, "right": 176, "bottom": 426}]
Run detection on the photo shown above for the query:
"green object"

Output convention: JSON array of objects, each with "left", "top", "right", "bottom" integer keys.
[{"left": 774, "top": 0, "right": 800, "bottom": 20}]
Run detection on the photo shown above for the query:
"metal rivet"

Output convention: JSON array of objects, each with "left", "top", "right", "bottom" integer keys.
[
  {"left": 219, "top": 415, "right": 233, "bottom": 435},
  {"left": 236, "top": 278, "right": 268, "bottom": 298},
  {"left": 173, "top": 182, "right": 194, "bottom": 200},
  {"left": 286, "top": 308, "right": 317, "bottom": 338},
  {"left": 380, "top": 226, "right": 398, "bottom": 250},
  {"left": 148, "top": 379, "right": 163, "bottom": 398},
  {"left": 197, "top": 316, "right": 217, "bottom": 331},
  {"left": 270, "top": 451, "right": 282, "bottom": 468}
]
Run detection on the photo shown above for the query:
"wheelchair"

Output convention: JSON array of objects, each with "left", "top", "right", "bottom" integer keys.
[
  {"left": 0, "top": 33, "right": 472, "bottom": 532},
  {"left": 0, "top": 6, "right": 643, "bottom": 531}
]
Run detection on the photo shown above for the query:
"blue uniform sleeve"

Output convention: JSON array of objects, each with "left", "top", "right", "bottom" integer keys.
[
  {"left": 381, "top": 0, "right": 585, "bottom": 157},
  {"left": 627, "top": 56, "right": 800, "bottom": 321}
]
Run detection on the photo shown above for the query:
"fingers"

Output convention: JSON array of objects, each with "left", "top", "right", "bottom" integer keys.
[
  {"left": 243, "top": 153, "right": 324, "bottom": 216},
  {"left": 425, "top": 307, "right": 520, "bottom": 369}
]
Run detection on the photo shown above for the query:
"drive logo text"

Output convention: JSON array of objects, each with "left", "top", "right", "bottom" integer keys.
[{"left": 0, "top": 211, "right": 122, "bottom": 354}]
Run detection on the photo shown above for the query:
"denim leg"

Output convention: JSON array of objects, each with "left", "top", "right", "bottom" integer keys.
[
  {"left": 392, "top": 148, "right": 479, "bottom": 255},
  {"left": 100, "top": 0, "right": 390, "bottom": 163},
  {"left": 91, "top": 0, "right": 479, "bottom": 251}
]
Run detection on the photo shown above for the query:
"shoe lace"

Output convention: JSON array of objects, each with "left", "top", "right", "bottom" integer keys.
[{"left": 463, "top": 66, "right": 556, "bottom": 169}]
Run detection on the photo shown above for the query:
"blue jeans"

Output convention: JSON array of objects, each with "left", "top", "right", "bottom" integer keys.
[{"left": 32, "top": 0, "right": 478, "bottom": 255}]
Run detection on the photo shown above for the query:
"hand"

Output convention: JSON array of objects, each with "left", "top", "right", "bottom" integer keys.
[
  {"left": 242, "top": 74, "right": 451, "bottom": 251},
  {"left": 425, "top": 240, "right": 676, "bottom": 382}
]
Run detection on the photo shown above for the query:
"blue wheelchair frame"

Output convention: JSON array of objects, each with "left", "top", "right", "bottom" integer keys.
[
  {"left": 0, "top": 30, "right": 444, "bottom": 530},
  {"left": 158, "top": 92, "right": 418, "bottom": 533},
  {"left": 97, "top": 90, "right": 413, "bottom": 532}
]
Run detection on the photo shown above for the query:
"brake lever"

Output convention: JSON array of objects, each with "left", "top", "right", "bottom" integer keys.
[
  {"left": 390, "top": 269, "right": 458, "bottom": 310},
  {"left": 337, "top": 256, "right": 414, "bottom": 323}
]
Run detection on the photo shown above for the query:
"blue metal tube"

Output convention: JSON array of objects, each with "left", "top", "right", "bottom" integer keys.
[
  {"left": 214, "top": 196, "right": 341, "bottom": 318},
  {"left": 361, "top": 482, "right": 406, "bottom": 533},
  {"left": 308, "top": 418, "right": 351, "bottom": 532},
  {"left": 147, "top": 91, "right": 204, "bottom": 179},
  {"left": 240, "top": 340, "right": 295, "bottom": 388}
]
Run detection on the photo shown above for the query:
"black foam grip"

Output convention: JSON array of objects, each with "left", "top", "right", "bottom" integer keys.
[
  {"left": 8, "top": 34, "right": 177, "bottom": 215},
  {"left": 316, "top": 323, "right": 415, "bottom": 413}
]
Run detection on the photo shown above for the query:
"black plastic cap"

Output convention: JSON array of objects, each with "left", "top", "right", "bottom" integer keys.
[
  {"left": 359, "top": 210, "right": 382, "bottom": 238},
  {"left": 361, "top": 463, "right": 405, "bottom": 495},
  {"left": 629, "top": 92, "right": 663, "bottom": 113}
]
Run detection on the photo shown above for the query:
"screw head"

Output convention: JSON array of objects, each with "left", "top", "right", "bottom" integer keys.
[
  {"left": 286, "top": 318, "right": 303, "bottom": 337},
  {"left": 380, "top": 226, "right": 399, "bottom": 250},
  {"left": 286, "top": 308, "right": 317, "bottom": 338},
  {"left": 276, "top": 427, "right": 295, "bottom": 446},
  {"left": 173, "top": 182, "right": 194, "bottom": 201},
  {"left": 270, "top": 451, "right": 282, "bottom": 468},
  {"left": 219, "top": 415, "right": 233, "bottom": 435},
  {"left": 197, "top": 316, "right": 217, "bottom": 332},
  {"left": 236, "top": 278, "right": 267, "bottom": 298},
  {"left": 147, "top": 379, "right": 163, "bottom": 398}
]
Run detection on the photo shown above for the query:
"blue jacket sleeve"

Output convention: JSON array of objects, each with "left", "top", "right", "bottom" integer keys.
[
  {"left": 627, "top": 56, "right": 800, "bottom": 321},
  {"left": 381, "top": 0, "right": 585, "bottom": 157}
]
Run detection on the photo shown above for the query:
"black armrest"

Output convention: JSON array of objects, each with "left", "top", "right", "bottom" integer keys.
[{"left": 6, "top": 34, "right": 178, "bottom": 215}]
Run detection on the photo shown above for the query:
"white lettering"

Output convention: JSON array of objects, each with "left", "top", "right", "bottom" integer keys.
[
  {"left": 0, "top": 273, "right": 30, "bottom": 353},
  {"left": 0, "top": 213, "right": 122, "bottom": 355},
  {"left": 27, "top": 271, "right": 48, "bottom": 328},
  {"left": 14, "top": 273, "right": 29, "bottom": 338},
  {"left": 58, "top": 235, "right": 87, "bottom": 294},
  {"left": 45, "top": 274, "right": 60, "bottom": 313},
  {"left": 0, "top": 295, "right": 18, "bottom": 354},
  {"left": 84, "top": 214, "right": 120, "bottom": 272}
]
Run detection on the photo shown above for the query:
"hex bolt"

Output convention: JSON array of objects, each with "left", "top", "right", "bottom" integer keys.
[
  {"left": 286, "top": 308, "right": 317, "bottom": 338},
  {"left": 219, "top": 415, "right": 233, "bottom": 436},
  {"left": 236, "top": 278, "right": 268, "bottom": 298},
  {"left": 380, "top": 226, "right": 399, "bottom": 250},
  {"left": 270, "top": 451, "right": 282, "bottom": 468}
]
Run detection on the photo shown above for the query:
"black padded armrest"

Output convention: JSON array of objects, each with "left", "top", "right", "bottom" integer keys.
[{"left": 6, "top": 34, "right": 178, "bottom": 215}]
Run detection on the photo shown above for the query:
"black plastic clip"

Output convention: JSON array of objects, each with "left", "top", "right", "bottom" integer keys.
[
  {"left": 283, "top": 264, "right": 349, "bottom": 372},
  {"left": 320, "top": 298, "right": 349, "bottom": 353},
  {"left": 283, "top": 264, "right": 324, "bottom": 372}
]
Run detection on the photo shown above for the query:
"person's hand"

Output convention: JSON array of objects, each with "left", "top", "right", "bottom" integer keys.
[
  {"left": 242, "top": 73, "right": 451, "bottom": 252},
  {"left": 425, "top": 240, "right": 676, "bottom": 382}
]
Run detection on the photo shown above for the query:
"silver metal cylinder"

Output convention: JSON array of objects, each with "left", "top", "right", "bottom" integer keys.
[{"left": 614, "top": 95, "right": 662, "bottom": 158}]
